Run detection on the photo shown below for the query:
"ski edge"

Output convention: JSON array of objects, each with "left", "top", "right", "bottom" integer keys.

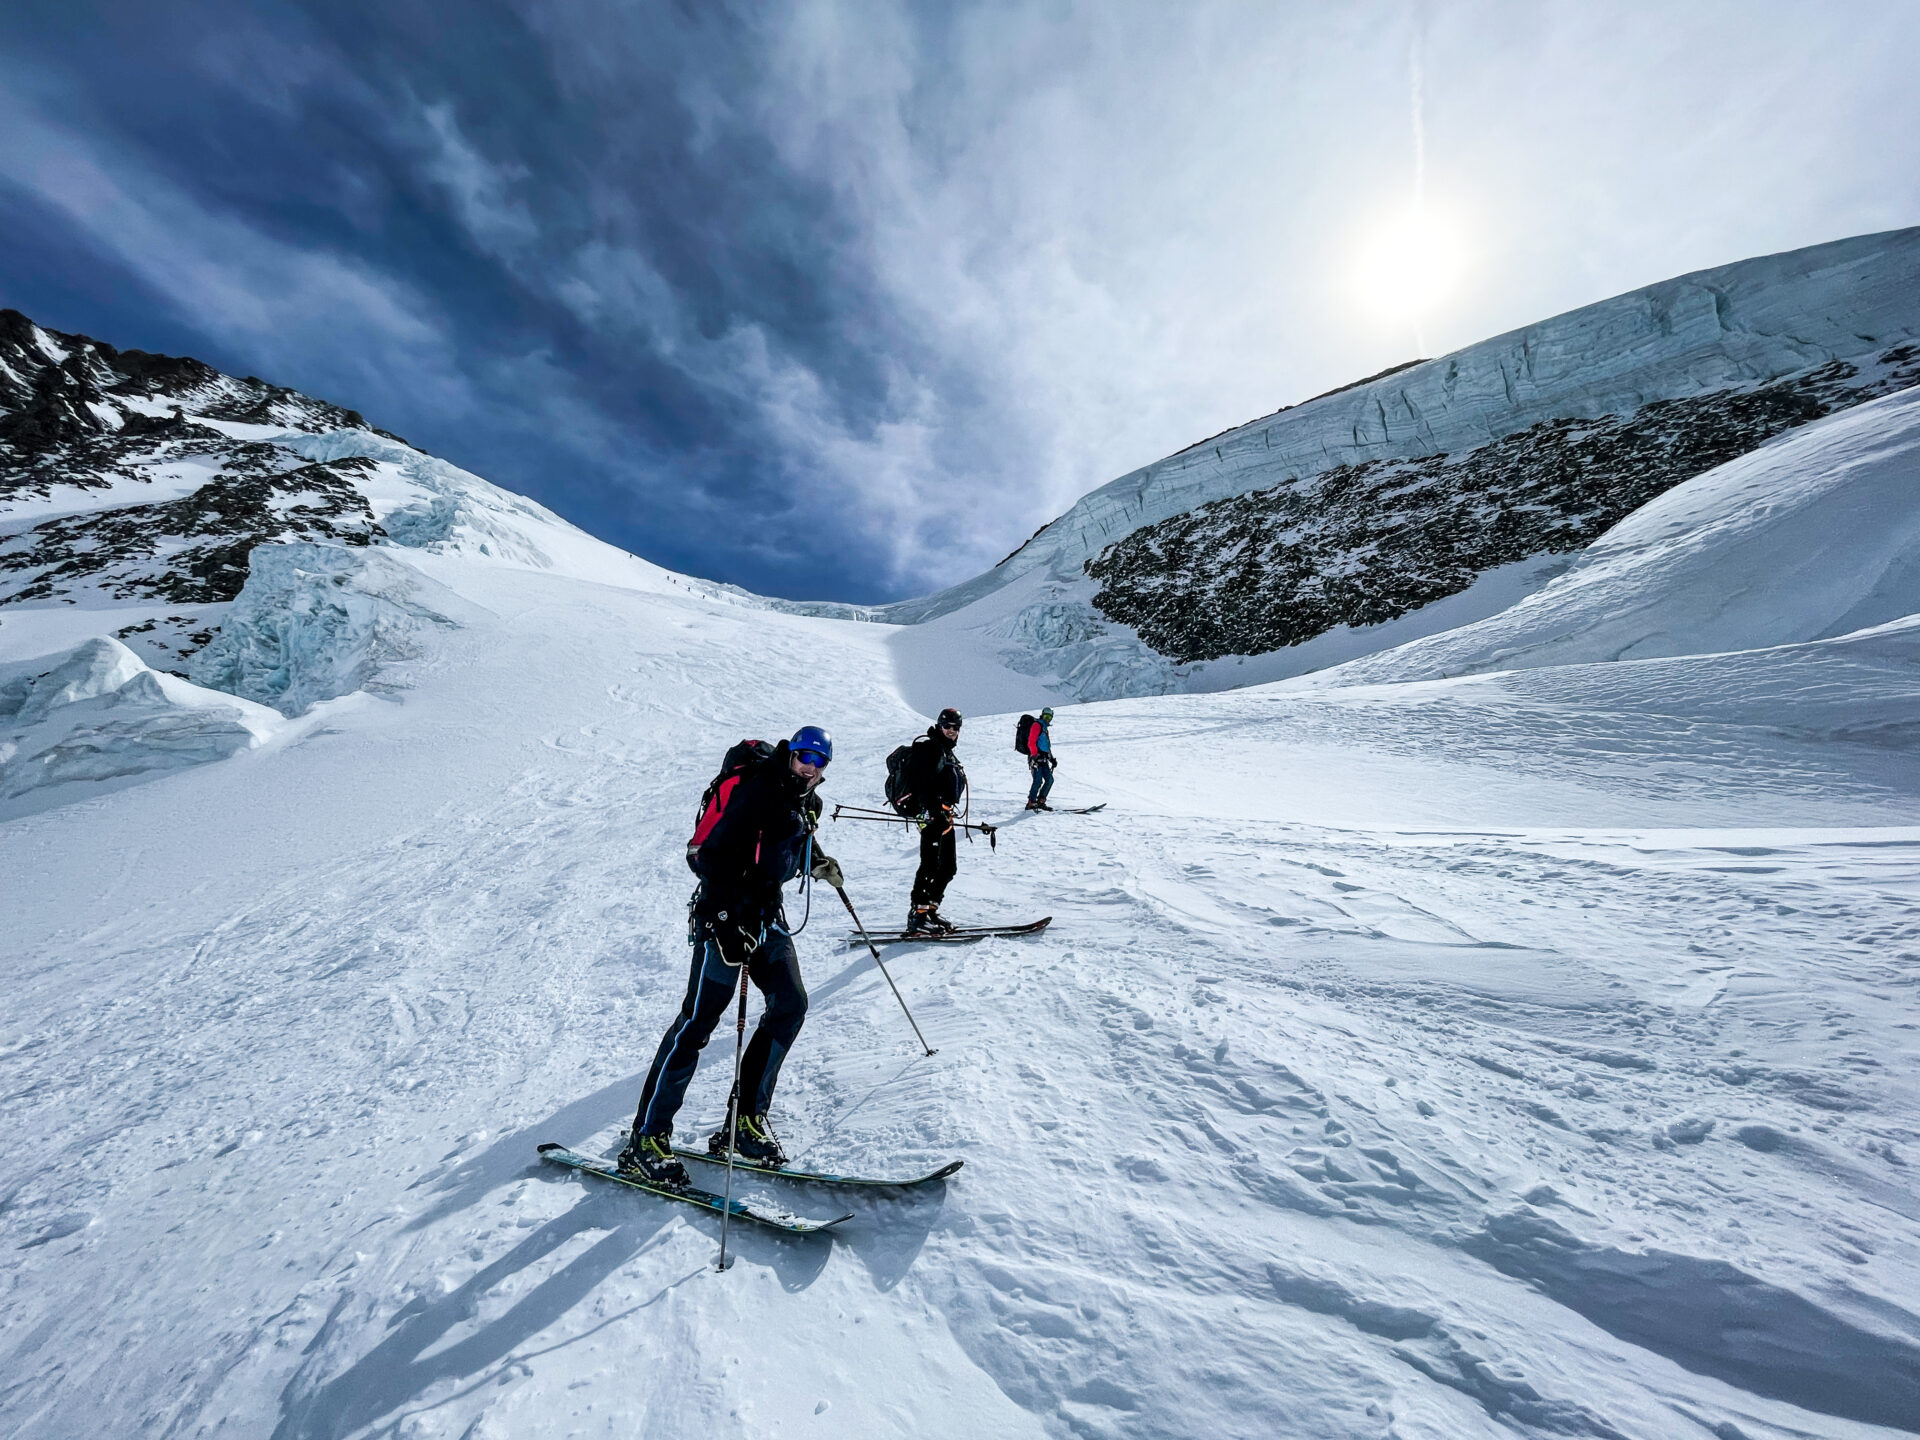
[
  {"left": 536, "top": 1144, "right": 854, "bottom": 1233},
  {"left": 675, "top": 1150, "right": 965, "bottom": 1188}
]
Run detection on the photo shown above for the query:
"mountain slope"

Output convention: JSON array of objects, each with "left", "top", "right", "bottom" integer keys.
[
  {"left": 5, "top": 515, "right": 1919, "bottom": 1440},
  {"left": 1307, "top": 383, "right": 1920, "bottom": 687},
  {"left": 4, "top": 310, "right": 1920, "bottom": 1440},
  {"left": 0, "top": 311, "right": 742, "bottom": 817},
  {"left": 884, "top": 227, "right": 1920, "bottom": 707}
]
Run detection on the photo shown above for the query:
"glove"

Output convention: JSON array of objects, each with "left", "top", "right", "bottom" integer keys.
[{"left": 811, "top": 851, "right": 844, "bottom": 889}]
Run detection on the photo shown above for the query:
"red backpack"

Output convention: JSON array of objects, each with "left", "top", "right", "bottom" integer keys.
[{"left": 687, "top": 739, "right": 776, "bottom": 871}]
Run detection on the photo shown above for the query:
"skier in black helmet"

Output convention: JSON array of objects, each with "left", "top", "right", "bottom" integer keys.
[
  {"left": 900, "top": 707, "right": 968, "bottom": 936},
  {"left": 617, "top": 725, "right": 843, "bottom": 1186}
]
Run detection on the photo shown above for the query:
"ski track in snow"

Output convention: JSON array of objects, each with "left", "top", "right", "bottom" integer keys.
[{"left": 4, "top": 558, "right": 1920, "bottom": 1439}]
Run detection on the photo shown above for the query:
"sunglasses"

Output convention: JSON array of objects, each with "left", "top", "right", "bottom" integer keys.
[
  {"left": 794, "top": 749, "right": 830, "bottom": 768},
  {"left": 939, "top": 722, "right": 961, "bottom": 732}
]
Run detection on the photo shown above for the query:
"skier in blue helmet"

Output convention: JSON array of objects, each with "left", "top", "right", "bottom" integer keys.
[{"left": 618, "top": 724, "right": 843, "bottom": 1185}]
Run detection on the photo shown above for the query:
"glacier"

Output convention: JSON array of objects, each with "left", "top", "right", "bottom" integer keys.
[
  {"left": 885, "top": 227, "right": 1920, "bottom": 705},
  {"left": 4, "top": 243, "right": 1920, "bottom": 1439}
]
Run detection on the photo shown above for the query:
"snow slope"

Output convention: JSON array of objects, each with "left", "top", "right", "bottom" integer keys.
[
  {"left": 5, "top": 515, "right": 1919, "bottom": 1439},
  {"left": 1302, "top": 383, "right": 1920, "bottom": 688},
  {"left": 882, "top": 228, "right": 1920, "bottom": 705}
]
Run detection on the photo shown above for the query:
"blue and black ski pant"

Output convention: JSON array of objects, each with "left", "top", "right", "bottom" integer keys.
[
  {"left": 1026, "top": 756, "right": 1055, "bottom": 804},
  {"left": 630, "top": 921, "right": 807, "bottom": 1137}
]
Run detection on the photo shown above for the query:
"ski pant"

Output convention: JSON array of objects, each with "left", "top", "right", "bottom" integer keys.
[
  {"left": 630, "top": 921, "right": 806, "bottom": 1137},
  {"left": 911, "top": 817, "right": 957, "bottom": 908},
  {"left": 1026, "top": 757, "right": 1055, "bottom": 804}
]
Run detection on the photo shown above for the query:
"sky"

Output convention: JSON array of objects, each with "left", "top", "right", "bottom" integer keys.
[{"left": 3, "top": 2, "right": 1918, "bottom": 603}]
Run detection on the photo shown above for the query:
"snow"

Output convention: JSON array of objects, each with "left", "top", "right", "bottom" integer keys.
[
  {"left": 0, "top": 636, "right": 281, "bottom": 819},
  {"left": 186, "top": 541, "right": 487, "bottom": 715},
  {"left": 887, "top": 226, "right": 1920, "bottom": 702},
  {"left": 0, "top": 454, "right": 234, "bottom": 528},
  {"left": 5, "top": 491, "right": 1919, "bottom": 1438},
  {"left": 1314, "top": 385, "right": 1920, "bottom": 688},
  {"left": 5, "top": 248, "right": 1920, "bottom": 1436}
]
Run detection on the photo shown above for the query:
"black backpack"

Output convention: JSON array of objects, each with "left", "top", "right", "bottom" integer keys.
[
  {"left": 883, "top": 743, "right": 917, "bottom": 816},
  {"left": 1014, "top": 714, "right": 1037, "bottom": 754},
  {"left": 687, "top": 739, "right": 775, "bottom": 871}
]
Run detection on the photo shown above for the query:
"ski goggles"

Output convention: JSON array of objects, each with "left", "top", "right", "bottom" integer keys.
[{"left": 794, "top": 748, "right": 831, "bottom": 769}]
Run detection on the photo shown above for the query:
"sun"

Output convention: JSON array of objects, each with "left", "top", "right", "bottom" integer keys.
[{"left": 1354, "top": 207, "right": 1465, "bottom": 331}]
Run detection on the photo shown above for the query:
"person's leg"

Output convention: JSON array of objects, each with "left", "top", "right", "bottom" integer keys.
[
  {"left": 737, "top": 926, "right": 807, "bottom": 1117},
  {"left": 630, "top": 931, "right": 744, "bottom": 1138},
  {"left": 1027, "top": 759, "right": 1045, "bottom": 804},
  {"left": 928, "top": 827, "right": 958, "bottom": 908},
  {"left": 1037, "top": 759, "right": 1055, "bottom": 804},
  {"left": 911, "top": 821, "right": 942, "bottom": 907}
]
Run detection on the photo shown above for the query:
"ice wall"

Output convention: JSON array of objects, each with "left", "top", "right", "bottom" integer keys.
[
  {"left": 0, "top": 637, "right": 279, "bottom": 817},
  {"left": 188, "top": 543, "right": 483, "bottom": 716}
]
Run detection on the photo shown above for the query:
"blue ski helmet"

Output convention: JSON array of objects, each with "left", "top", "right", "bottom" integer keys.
[{"left": 789, "top": 725, "right": 833, "bottom": 766}]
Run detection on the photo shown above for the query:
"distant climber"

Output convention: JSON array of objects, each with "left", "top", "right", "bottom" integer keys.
[{"left": 1021, "top": 706, "right": 1056, "bottom": 811}]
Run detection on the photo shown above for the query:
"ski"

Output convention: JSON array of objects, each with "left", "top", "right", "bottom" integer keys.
[
  {"left": 675, "top": 1149, "right": 965, "bottom": 1188},
  {"left": 847, "top": 916, "right": 1052, "bottom": 946},
  {"left": 1025, "top": 803, "right": 1106, "bottom": 814},
  {"left": 537, "top": 1144, "right": 853, "bottom": 1233}
]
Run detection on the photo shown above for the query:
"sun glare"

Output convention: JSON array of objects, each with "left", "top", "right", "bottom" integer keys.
[{"left": 1354, "top": 209, "right": 1465, "bottom": 331}]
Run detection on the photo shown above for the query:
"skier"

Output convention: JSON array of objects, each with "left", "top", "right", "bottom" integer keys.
[
  {"left": 1024, "top": 706, "right": 1056, "bottom": 811},
  {"left": 901, "top": 707, "right": 968, "bottom": 936},
  {"left": 617, "top": 726, "right": 844, "bottom": 1186}
]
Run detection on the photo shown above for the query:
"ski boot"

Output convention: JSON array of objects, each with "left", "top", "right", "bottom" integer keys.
[
  {"left": 615, "top": 1132, "right": 689, "bottom": 1187},
  {"left": 709, "top": 1113, "right": 787, "bottom": 1167},
  {"left": 906, "top": 905, "right": 955, "bottom": 937}
]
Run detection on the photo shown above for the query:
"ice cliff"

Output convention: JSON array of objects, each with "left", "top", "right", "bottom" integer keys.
[{"left": 886, "top": 227, "right": 1920, "bottom": 703}]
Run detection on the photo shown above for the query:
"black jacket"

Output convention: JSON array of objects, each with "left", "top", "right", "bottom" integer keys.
[
  {"left": 693, "top": 740, "right": 823, "bottom": 925},
  {"left": 903, "top": 726, "right": 966, "bottom": 813}
]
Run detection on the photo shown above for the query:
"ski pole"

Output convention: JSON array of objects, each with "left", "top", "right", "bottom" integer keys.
[
  {"left": 832, "top": 805, "right": 997, "bottom": 849},
  {"left": 834, "top": 885, "right": 937, "bottom": 1057},
  {"left": 716, "top": 955, "right": 750, "bottom": 1272}
]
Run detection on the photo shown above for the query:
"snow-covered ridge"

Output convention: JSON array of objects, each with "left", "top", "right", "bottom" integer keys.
[
  {"left": 886, "top": 227, "right": 1920, "bottom": 703},
  {"left": 0, "top": 308, "right": 746, "bottom": 814},
  {"left": 1299, "top": 383, "right": 1920, "bottom": 688}
]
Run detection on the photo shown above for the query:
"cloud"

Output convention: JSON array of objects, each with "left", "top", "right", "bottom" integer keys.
[
  {"left": 0, "top": 72, "right": 457, "bottom": 405},
  {"left": 3, "top": 0, "right": 1918, "bottom": 604},
  {"left": 417, "top": 103, "right": 540, "bottom": 255}
]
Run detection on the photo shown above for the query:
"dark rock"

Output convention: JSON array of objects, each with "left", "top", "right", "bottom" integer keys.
[{"left": 1087, "top": 349, "right": 1920, "bottom": 664}]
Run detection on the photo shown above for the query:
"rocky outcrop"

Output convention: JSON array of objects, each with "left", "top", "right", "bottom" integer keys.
[
  {"left": 883, "top": 227, "right": 1920, "bottom": 702},
  {"left": 1087, "top": 348, "right": 1920, "bottom": 664}
]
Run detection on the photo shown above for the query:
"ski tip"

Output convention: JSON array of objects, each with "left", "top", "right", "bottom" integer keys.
[
  {"left": 536, "top": 1142, "right": 565, "bottom": 1155},
  {"left": 931, "top": 1160, "right": 964, "bottom": 1180}
]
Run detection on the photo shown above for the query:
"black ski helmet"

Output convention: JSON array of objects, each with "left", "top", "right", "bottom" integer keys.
[{"left": 937, "top": 707, "right": 963, "bottom": 730}]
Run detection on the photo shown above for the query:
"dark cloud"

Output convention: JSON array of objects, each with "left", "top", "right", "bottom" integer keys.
[{"left": 3, "top": 1, "right": 1918, "bottom": 600}]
